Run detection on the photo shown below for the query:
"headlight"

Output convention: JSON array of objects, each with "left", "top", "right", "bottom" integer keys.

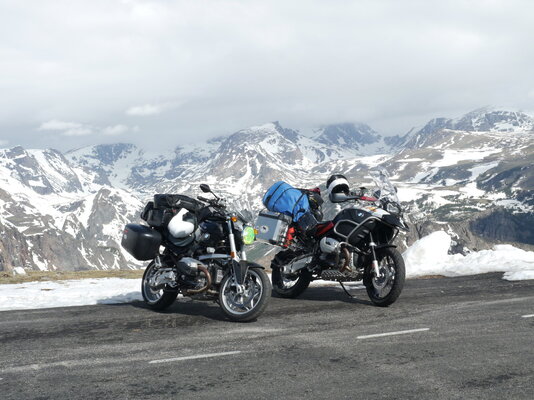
[{"left": 242, "top": 226, "right": 256, "bottom": 245}]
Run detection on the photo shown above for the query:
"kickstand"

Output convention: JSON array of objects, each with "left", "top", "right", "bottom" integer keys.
[{"left": 339, "top": 281, "right": 356, "bottom": 298}]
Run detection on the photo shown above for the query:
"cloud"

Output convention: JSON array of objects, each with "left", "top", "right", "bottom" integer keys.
[
  {"left": 38, "top": 120, "right": 82, "bottom": 131},
  {"left": 125, "top": 103, "right": 174, "bottom": 116},
  {"left": 3, "top": 0, "right": 534, "bottom": 151},
  {"left": 38, "top": 120, "right": 130, "bottom": 137},
  {"left": 102, "top": 124, "right": 129, "bottom": 135},
  {"left": 63, "top": 127, "right": 94, "bottom": 136},
  {"left": 0, "top": 139, "right": 8, "bottom": 147},
  {"left": 38, "top": 119, "right": 93, "bottom": 136}
]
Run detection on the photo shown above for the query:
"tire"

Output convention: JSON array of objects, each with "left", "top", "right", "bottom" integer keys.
[
  {"left": 271, "top": 250, "right": 312, "bottom": 298},
  {"left": 141, "top": 261, "right": 178, "bottom": 311},
  {"left": 363, "top": 247, "right": 405, "bottom": 307},
  {"left": 219, "top": 267, "right": 271, "bottom": 322}
]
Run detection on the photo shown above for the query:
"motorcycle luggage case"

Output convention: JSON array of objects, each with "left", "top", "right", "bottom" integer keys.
[
  {"left": 121, "top": 224, "right": 162, "bottom": 261},
  {"left": 154, "top": 194, "right": 202, "bottom": 213},
  {"left": 256, "top": 211, "right": 292, "bottom": 246}
]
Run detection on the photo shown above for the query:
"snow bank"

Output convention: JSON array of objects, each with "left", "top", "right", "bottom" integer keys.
[
  {"left": 0, "top": 278, "right": 142, "bottom": 312},
  {"left": 403, "top": 231, "right": 534, "bottom": 280}
]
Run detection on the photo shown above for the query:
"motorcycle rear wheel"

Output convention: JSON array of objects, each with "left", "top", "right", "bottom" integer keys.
[
  {"left": 363, "top": 247, "right": 405, "bottom": 307},
  {"left": 271, "top": 251, "right": 312, "bottom": 298},
  {"left": 141, "top": 261, "right": 178, "bottom": 311}
]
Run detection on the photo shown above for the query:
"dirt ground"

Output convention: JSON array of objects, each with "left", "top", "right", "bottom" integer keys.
[{"left": 0, "top": 269, "right": 144, "bottom": 285}]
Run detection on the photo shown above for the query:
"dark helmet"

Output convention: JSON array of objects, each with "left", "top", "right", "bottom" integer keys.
[{"left": 326, "top": 174, "right": 350, "bottom": 196}]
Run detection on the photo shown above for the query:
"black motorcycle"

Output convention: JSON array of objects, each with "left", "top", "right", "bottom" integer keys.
[
  {"left": 267, "top": 171, "right": 408, "bottom": 306},
  {"left": 122, "top": 184, "right": 271, "bottom": 321}
]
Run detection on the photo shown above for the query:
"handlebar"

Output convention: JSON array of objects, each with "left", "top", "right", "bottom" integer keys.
[
  {"left": 197, "top": 195, "right": 226, "bottom": 208},
  {"left": 359, "top": 195, "right": 378, "bottom": 202},
  {"left": 331, "top": 192, "right": 378, "bottom": 204}
]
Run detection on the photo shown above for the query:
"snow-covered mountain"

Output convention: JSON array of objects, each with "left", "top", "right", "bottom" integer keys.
[
  {"left": 1, "top": 110, "right": 533, "bottom": 272},
  {"left": 0, "top": 146, "right": 143, "bottom": 271},
  {"left": 393, "top": 108, "right": 534, "bottom": 150}
]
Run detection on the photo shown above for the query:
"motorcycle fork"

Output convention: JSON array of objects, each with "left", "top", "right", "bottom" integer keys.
[
  {"left": 227, "top": 219, "right": 248, "bottom": 289},
  {"left": 369, "top": 234, "right": 381, "bottom": 277}
]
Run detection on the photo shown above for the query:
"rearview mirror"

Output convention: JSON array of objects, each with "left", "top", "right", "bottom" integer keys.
[
  {"left": 330, "top": 192, "right": 349, "bottom": 203},
  {"left": 200, "top": 184, "right": 211, "bottom": 193}
]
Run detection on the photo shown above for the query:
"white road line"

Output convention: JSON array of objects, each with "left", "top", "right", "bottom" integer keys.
[
  {"left": 149, "top": 351, "right": 242, "bottom": 365},
  {"left": 522, "top": 314, "right": 534, "bottom": 318},
  {"left": 357, "top": 328, "right": 430, "bottom": 340}
]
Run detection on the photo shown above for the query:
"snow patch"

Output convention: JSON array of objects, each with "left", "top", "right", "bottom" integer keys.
[
  {"left": 503, "top": 270, "right": 534, "bottom": 281},
  {"left": 404, "top": 231, "right": 534, "bottom": 280},
  {"left": 431, "top": 149, "right": 501, "bottom": 168},
  {"left": 13, "top": 267, "right": 27, "bottom": 276},
  {"left": 0, "top": 278, "right": 142, "bottom": 311}
]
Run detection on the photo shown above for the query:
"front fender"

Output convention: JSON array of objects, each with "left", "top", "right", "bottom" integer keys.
[
  {"left": 245, "top": 261, "right": 265, "bottom": 270},
  {"left": 375, "top": 244, "right": 397, "bottom": 250},
  {"left": 232, "top": 261, "right": 265, "bottom": 285}
]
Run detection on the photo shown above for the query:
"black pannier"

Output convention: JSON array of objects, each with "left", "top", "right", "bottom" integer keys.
[
  {"left": 154, "top": 194, "right": 202, "bottom": 213},
  {"left": 146, "top": 208, "right": 174, "bottom": 228},
  {"left": 121, "top": 224, "right": 162, "bottom": 261},
  {"left": 140, "top": 201, "right": 154, "bottom": 221},
  {"left": 142, "top": 194, "right": 202, "bottom": 228},
  {"left": 140, "top": 201, "right": 173, "bottom": 228}
]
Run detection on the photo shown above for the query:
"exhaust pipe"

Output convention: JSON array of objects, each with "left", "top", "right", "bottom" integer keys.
[
  {"left": 339, "top": 247, "right": 351, "bottom": 273},
  {"left": 184, "top": 265, "right": 212, "bottom": 295}
]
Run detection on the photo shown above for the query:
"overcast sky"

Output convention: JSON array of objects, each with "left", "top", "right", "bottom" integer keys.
[{"left": 1, "top": 0, "right": 533, "bottom": 151}]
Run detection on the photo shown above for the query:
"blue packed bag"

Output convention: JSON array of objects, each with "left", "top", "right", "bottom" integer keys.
[{"left": 262, "top": 181, "right": 311, "bottom": 222}]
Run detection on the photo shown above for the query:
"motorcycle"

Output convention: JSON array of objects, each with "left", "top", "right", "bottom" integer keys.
[
  {"left": 268, "top": 170, "right": 408, "bottom": 306},
  {"left": 121, "top": 184, "right": 271, "bottom": 321}
]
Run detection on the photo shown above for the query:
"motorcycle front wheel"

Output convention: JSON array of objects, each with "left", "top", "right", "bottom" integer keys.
[
  {"left": 219, "top": 267, "right": 271, "bottom": 322},
  {"left": 363, "top": 247, "right": 405, "bottom": 307},
  {"left": 141, "top": 261, "right": 178, "bottom": 311}
]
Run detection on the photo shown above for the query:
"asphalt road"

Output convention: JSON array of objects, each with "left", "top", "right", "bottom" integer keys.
[{"left": 0, "top": 273, "right": 533, "bottom": 400}]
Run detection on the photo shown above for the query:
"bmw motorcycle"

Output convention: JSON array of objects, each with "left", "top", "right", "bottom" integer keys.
[
  {"left": 270, "top": 171, "right": 408, "bottom": 306},
  {"left": 122, "top": 184, "right": 270, "bottom": 321}
]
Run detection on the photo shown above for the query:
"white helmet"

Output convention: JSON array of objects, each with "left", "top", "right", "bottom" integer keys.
[
  {"left": 168, "top": 208, "right": 195, "bottom": 238},
  {"left": 327, "top": 174, "right": 350, "bottom": 195}
]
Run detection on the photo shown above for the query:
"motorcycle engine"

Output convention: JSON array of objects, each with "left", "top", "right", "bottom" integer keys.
[
  {"left": 318, "top": 237, "right": 359, "bottom": 274},
  {"left": 318, "top": 237, "right": 342, "bottom": 269},
  {"left": 319, "top": 237, "right": 340, "bottom": 253}
]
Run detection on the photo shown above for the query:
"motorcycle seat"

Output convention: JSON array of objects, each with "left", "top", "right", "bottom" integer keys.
[{"left": 314, "top": 221, "right": 334, "bottom": 237}]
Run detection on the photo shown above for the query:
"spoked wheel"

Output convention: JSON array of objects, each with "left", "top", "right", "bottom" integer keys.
[
  {"left": 271, "top": 250, "right": 312, "bottom": 298},
  {"left": 141, "top": 261, "right": 178, "bottom": 311},
  {"left": 363, "top": 247, "right": 405, "bottom": 307},
  {"left": 219, "top": 267, "right": 271, "bottom": 322}
]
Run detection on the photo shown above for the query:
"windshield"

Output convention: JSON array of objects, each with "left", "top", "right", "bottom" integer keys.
[
  {"left": 229, "top": 197, "right": 254, "bottom": 224},
  {"left": 368, "top": 169, "right": 400, "bottom": 205}
]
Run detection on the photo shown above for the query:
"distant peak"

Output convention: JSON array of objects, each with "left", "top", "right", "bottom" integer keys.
[
  {"left": 414, "top": 108, "right": 534, "bottom": 137},
  {"left": 315, "top": 122, "right": 381, "bottom": 148}
]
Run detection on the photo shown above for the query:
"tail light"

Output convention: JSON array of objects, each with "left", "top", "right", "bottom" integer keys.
[{"left": 283, "top": 227, "right": 296, "bottom": 248}]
